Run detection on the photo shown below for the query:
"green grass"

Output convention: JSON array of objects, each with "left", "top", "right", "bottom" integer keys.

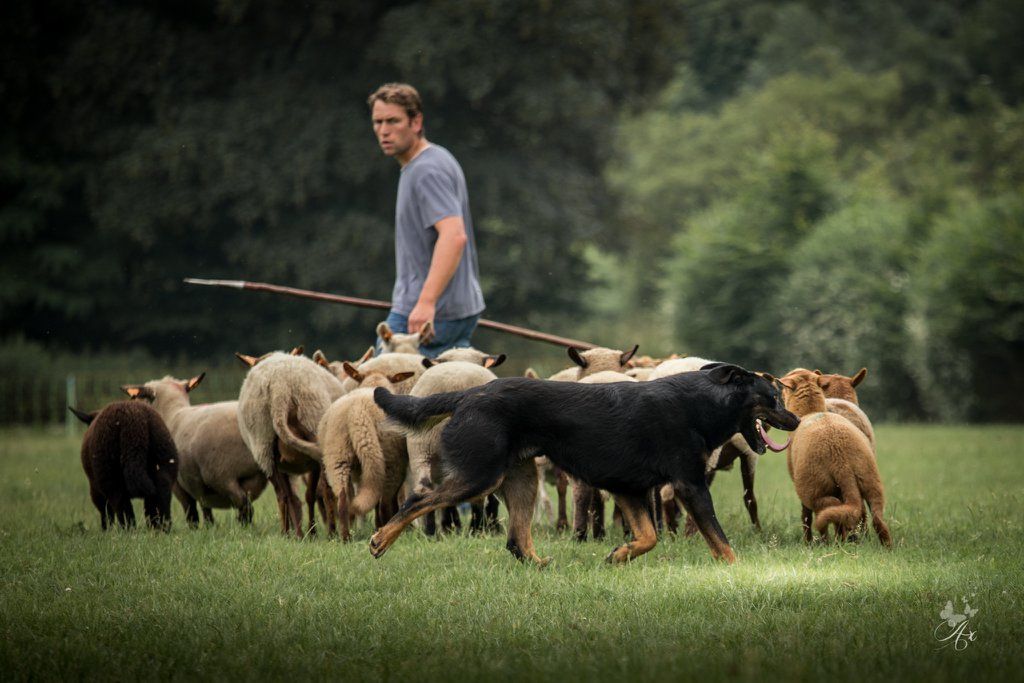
[{"left": 1, "top": 425, "right": 1022, "bottom": 681}]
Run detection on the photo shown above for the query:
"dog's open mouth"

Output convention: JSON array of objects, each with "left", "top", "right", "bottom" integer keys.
[{"left": 756, "top": 419, "right": 791, "bottom": 452}]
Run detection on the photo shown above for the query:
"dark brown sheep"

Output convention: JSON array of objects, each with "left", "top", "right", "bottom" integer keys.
[{"left": 69, "top": 400, "right": 179, "bottom": 530}]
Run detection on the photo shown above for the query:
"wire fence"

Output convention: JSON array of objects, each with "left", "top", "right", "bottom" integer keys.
[{"left": 0, "top": 368, "right": 250, "bottom": 430}]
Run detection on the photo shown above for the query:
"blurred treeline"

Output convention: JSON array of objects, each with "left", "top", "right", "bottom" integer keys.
[{"left": 2, "top": 1, "right": 1021, "bottom": 421}]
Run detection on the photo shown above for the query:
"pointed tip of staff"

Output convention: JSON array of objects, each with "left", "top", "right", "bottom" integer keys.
[{"left": 183, "top": 278, "right": 246, "bottom": 288}]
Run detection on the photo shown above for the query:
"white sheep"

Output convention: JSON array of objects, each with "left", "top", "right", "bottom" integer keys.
[
  {"left": 377, "top": 321, "right": 434, "bottom": 354},
  {"left": 339, "top": 352, "right": 427, "bottom": 395},
  {"left": 547, "top": 344, "right": 640, "bottom": 382},
  {"left": 236, "top": 351, "right": 346, "bottom": 537},
  {"left": 318, "top": 362, "right": 417, "bottom": 541},
  {"left": 122, "top": 373, "right": 266, "bottom": 527}
]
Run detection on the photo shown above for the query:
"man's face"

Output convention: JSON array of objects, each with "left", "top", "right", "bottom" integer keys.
[{"left": 371, "top": 100, "right": 422, "bottom": 158}]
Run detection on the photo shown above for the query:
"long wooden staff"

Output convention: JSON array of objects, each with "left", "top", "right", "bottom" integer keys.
[{"left": 183, "top": 278, "right": 597, "bottom": 350}]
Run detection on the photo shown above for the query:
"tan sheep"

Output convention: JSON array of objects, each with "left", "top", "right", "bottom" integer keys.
[
  {"left": 781, "top": 367, "right": 875, "bottom": 453},
  {"left": 318, "top": 363, "right": 417, "bottom": 541},
  {"left": 121, "top": 373, "right": 266, "bottom": 527},
  {"left": 236, "top": 351, "right": 346, "bottom": 537},
  {"left": 338, "top": 352, "right": 426, "bottom": 395},
  {"left": 779, "top": 371, "right": 892, "bottom": 546},
  {"left": 546, "top": 344, "right": 640, "bottom": 382}
]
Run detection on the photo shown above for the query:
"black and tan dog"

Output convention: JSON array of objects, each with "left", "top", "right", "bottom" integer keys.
[{"left": 370, "top": 363, "right": 800, "bottom": 565}]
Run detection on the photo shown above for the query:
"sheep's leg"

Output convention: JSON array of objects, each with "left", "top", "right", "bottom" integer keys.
[
  {"left": 469, "top": 498, "right": 485, "bottom": 535},
  {"left": 604, "top": 493, "right": 658, "bottom": 563},
  {"left": 423, "top": 510, "right": 438, "bottom": 536},
  {"left": 498, "top": 460, "right": 548, "bottom": 565},
  {"left": 811, "top": 496, "right": 844, "bottom": 542},
  {"left": 555, "top": 467, "right": 569, "bottom": 532},
  {"left": 270, "top": 468, "right": 303, "bottom": 538},
  {"left": 316, "top": 473, "right": 335, "bottom": 537},
  {"left": 663, "top": 497, "right": 680, "bottom": 534},
  {"left": 172, "top": 482, "right": 199, "bottom": 529},
  {"left": 740, "top": 455, "right": 760, "bottom": 531},
  {"left": 304, "top": 469, "right": 320, "bottom": 536},
  {"left": 224, "top": 481, "right": 254, "bottom": 526},
  {"left": 801, "top": 505, "right": 813, "bottom": 543},
  {"left": 333, "top": 464, "right": 352, "bottom": 542},
  {"left": 202, "top": 507, "right": 214, "bottom": 526},
  {"left": 485, "top": 493, "right": 502, "bottom": 533},
  {"left": 89, "top": 485, "right": 109, "bottom": 531},
  {"left": 572, "top": 478, "right": 594, "bottom": 542},
  {"left": 113, "top": 496, "right": 136, "bottom": 529},
  {"left": 144, "top": 489, "right": 172, "bottom": 532},
  {"left": 592, "top": 490, "right": 606, "bottom": 540},
  {"left": 674, "top": 480, "right": 735, "bottom": 563}
]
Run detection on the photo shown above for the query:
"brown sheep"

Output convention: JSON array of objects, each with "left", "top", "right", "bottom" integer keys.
[
  {"left": 69, "top": 401, "right": 178, "bottom": 530},
  {"left": 778, "top": 371, "right": 892, "bottom": 546},
  {"left": 781, "top": 367, "right": 875, "bottom": 453}
]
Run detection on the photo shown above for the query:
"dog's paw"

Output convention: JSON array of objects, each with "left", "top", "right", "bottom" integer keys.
[
  {"left": 368, "top": 533, "right": 388, "bottom": 558},
  {"left": 604, "top": 545, "right": 630, "bottom": 564}
]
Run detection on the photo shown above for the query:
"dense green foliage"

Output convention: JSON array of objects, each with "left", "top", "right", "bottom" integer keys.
[
  {"left": 2, "top": 425, "right": 1022, "bottom": 680},
  {"left": 3, "top": 1, "right": 1022, "bottom": 419}
]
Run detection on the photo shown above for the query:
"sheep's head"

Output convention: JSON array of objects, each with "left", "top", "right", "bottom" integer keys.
[
  {"left": 705, "top": 363, "right": 799, "bottom": 454},
  {"left": 778, "top": 368, "right": 829, "bottom": 420},
  {"left": 422, "top": 347, "right": 506, "bottom": 369},
  {"left": 235, "top": 346, "right": 303, "bottom": 368},
  {"left": 567, "top": 344, "right": 639, "bottom": 379},
  {"left": 813, "top": 367, "right": 866, "bottom": 404},
  {"left": 314, "top": 347, "right": 374, "bottom": 381},
  {"left": 341, "top": 361, "right": 415, "bottom": 390},
  {"left": 122, "top": 373, "right": 205, "bottom": 404},
  {"left": 377, "top": 321, "right": 434, "bottom": 354}
]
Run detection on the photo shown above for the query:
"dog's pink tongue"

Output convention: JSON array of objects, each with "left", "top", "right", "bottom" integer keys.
[{"left": 758, "top": 420, "right": 791, "bottom": 452}]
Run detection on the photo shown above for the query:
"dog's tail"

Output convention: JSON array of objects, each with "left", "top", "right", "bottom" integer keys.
[{"left": 373, "top": 387, "right": 477, "bottom": 433}]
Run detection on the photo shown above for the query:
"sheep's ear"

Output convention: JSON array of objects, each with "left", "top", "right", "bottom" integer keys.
[
  {"left": 236, "top": 352, "right": 259, "bottom": 368},
  {"left": 388, "top": 371, "right": 416, "bottom": 384},
  {"left": 422, "top": 357, "right": 437, "bottom": 369},
  {"left": 376, "top": 322, "right": 393, "bottom": 342},
  {"left": 358, "top": 346, "right": 375, "bottom": 365},
  {"left": 524, "top": 367, "right": 540, "bottom": 379},
  {"left": 122, "top": 385, "right": 143, "bottom": 398},
  {"left": 68, "top": 406, "right": 96, "bottom": 426},
  {"left": 813, "top": 369, "right": 823, "bottom": 375},
  {"left": 185, "top": 373, "right": 205, "bottom": 393},
  {"left": 850, "top": 367, "right": 867, "bottom": 387},
  {"left": 620, "top": 344, "right": 639, "bottom": 366},
  {"left": 484, "top": 354, "right": 507, "bottom": 369},
  {"left": 289, "top": 346, "right": 304, "bottom": 356},
  {"left": 759, "top": 372, "right": 777, "bottom": 384},
  {"left": 342, "top": 362, "right": 363, "bottom": 382},
  {"left": 568, "top": 347, "right": 588, "bottom": 368},
  {"left": 312, "top": 350, "right": 330, "bottom": 368},
  {"left": 418, "top": 320, "right": 435, "bottom": 344}
]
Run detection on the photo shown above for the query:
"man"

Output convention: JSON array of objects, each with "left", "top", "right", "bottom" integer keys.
[{"left": 368, "top": 83, "right": 485, "bottom": 358}]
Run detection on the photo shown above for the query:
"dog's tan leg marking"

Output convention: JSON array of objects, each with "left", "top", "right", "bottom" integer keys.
[
  {"left": 604, "top": 494, "right": 658, "bottom": 564},
  {"left": 500, "top": 459, "right": 549, "bottom": 566},
  {"left": 676, "top": 485, "right": 736, "bottom": 563}
]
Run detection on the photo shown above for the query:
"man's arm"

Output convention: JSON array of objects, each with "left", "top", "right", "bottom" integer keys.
[{"left": 407, "top": 215, "right": 468, "bottom": 334}]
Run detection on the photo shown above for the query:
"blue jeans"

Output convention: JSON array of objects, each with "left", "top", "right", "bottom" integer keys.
[{"left": 376, "top": 310, "right": 481, "bottom": 359}]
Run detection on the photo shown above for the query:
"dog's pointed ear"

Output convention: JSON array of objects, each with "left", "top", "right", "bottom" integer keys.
[
  {"left": 68, "top": 406, "right": 96, "bottom": 426},
  {"left": 418, "top": 321, "right": 435, "bottom": 344},
  {"left": 185, "top": 373, "right": 205, "bottom": 393},
  {"left": 342, "top": 362, "right": 363, "bottom": 382},
  {"left": 568, "top": 347, "right": 588, "bottom": 369},
  {"left": 289, "top": 346, "right": 304, "bottom": 356},
  {"left": 376, "top": 322, "right": 393, "bottom": 342},
  {"left": 484, "top": 353, "right": 506, "bottom": 369},
  {"left": 236, "top": 352, "right": 259, "bottom": 368},
  {"left": 422, "top": 357, "right": 437, "bottom": 369},
  {"left": 851, "top": 367, "right": 867, "bottom": 387},
  {"left": 389, "top": 371, "right": 416, "bottom": 384},
  {"left": 620, "top": 344, "right": 639, "bottom": 366},
  {"left": 705, "top": 364, "right": 748, "bottom": 385}
]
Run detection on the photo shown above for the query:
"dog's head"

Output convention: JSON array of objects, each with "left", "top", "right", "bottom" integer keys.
[{"left": 703, "top": 363, "right": 800, "bottom": 454}]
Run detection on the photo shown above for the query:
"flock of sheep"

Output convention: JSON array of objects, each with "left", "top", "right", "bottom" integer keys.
[{"left": 70, "top": 320, "right": 892, "bottom": 551}]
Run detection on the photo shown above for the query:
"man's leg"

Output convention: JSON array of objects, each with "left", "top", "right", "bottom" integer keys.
[{"left": 420, "top": 314, "right": 480, "bottom": 358}]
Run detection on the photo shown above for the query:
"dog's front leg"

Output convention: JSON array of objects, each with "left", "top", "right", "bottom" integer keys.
[{"left": 674, "top": 480, "right": 736, "bottom": 563}]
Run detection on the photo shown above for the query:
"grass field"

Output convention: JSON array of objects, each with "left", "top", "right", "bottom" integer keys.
[{"left": 1, "top": 425, "right": 1021, "bottom": 682}]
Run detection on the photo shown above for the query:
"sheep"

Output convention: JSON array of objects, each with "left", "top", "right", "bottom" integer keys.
[
  {"left": 121, "top": 373, "right": 266, "bottom": 527},
  {"left": 781, "top": 368, "right": 875, "bottom": 453},
  {"left": 338, "top": 352, "right": 426, "bottom": 395},
  {"left": 400, "top": 359, "right": 507, "bottom": 536},
  {"left": 569, "top": 370, "right": 639, "bottom": 541},
  {"left": 377, "top": 321, "right": 434, "bottom": 354},
  {"left": 312, "top": 346, "right": 375, "bottom": 385},
  {"left": 318, "top": 363, "right": 417, "bottom": 541},
  {"left": 778, "top": 371, "right": 892, "bottom": 546},
  {"left": 69, "top": 401, "right": 178, "bottom": 531},
  {"left": 649, "top": 356, "right": 779, "bottom": 535},
  {"left": 547, "top": 344, "right": 640, "bottom": 382},
  {"left": 426, "top": 346, "right": 506, "bottom": 368},
  {"left": 236, "top": 350, "right": 346, "bottom": 537}
]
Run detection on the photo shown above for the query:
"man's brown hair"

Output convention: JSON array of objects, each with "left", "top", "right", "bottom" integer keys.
[{"left": 367, "top": 83, "right": 423, "bottom": 121}]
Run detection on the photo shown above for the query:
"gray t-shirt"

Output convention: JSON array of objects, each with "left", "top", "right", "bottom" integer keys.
[{"left": 392, "top": 144, "right": 485, "bottom": 320}]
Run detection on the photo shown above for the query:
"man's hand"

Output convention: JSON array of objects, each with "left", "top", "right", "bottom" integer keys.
[{"left": 407, "top": 299, "right": 436, "bottom": 338}]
